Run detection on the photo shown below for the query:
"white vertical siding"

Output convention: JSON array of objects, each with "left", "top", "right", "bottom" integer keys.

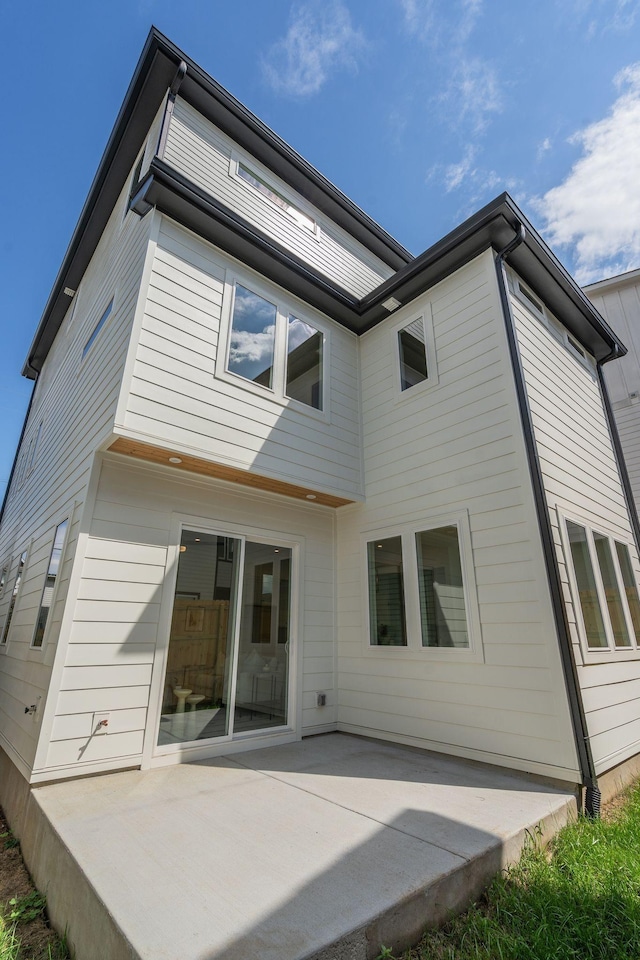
[
  {"left": 39, "top": 456, "right": 336, "bottom": 775},
  {"left": 163, "top": 98, "right": 394, "bottom": 297},
  {"left": 0, "top": 176, "right": 154, "bottom": 776},
  {"left": 119, "top": 216, "right": 363, "bottom": 500},
  {"left": 511, "top": 280, "right": 640, "bottom": 774},
  {"left": 336, "top": 251, "right": 579, "bottom": 781}
]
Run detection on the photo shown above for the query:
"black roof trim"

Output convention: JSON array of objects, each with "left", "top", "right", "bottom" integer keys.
[
  {"left": 22, "top": 28, "right": 411, "bottom": 378},
  {"left": 359, "top": 194, "right": 625, "bottom": 360},
  {"left": 22, "top": 31, "right": 622, "bottom": 376},
  {"left": 133, "top": 174, "right": 622, "bottom": 358}
]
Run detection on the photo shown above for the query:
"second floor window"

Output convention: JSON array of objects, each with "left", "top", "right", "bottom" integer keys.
[{"left": 226, "top": 282, "right": 325, "bottom": 411}]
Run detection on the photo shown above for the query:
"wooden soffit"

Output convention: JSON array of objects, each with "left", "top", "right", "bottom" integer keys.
[{"left": 108, "top": 438, "right": 355, "bottom": 508}]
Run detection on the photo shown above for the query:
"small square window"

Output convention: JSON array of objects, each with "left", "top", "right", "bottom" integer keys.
[{"left": 398, "top": 318, "right": 428, "bottom": 391}]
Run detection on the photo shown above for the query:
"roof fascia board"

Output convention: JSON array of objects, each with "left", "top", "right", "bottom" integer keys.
[
  {"left": 22, "top": 27, "right": 412, "bottom": 378},
  {"left": 134, "top": 173, "right": 626, "bottom": 357},
  {"left": 22, "top": 35, "right": 178, "bottom": 377},
  {"left": 584, "top": 266, "right": 640, "bottom": 295}
]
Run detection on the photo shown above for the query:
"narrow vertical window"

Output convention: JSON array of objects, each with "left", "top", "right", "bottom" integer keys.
[
  {"left": 398, "top": 318, "right": 428, "bottom": 390},
  {"left": 286, "top": 316, "right": 323, "bottom": 409},
  {"left": 227, "top": 285, "right": 277, "bottom": 387},
  {"left": 593, "top": 532, "right": 631, "bottom": 647},
  {"left": 32, "top": 520, "right": 68, "bottom": 649},
  {"left": 416, "top": 526, "right": 469, "bottom": 648},
  {"left": 27, "top": 421, "right": 43, "bottom": 476},
  {"left": 83, "top": 299, "right": 113, "bottom": 358},
  {"left": 566, "top": 521, "right": 608, "bottom": 649},
  {"left": 615, "top": 541, "right": 640, "bottom": 641},
  {"left": 367, "top": 536, "right": 407, "bottom": 646},
  {"left": 1, "top": 550, "right": 27, "bottom": 645},
  {"left": 0, "top": 565, "right": 7, "bottom": 599}
]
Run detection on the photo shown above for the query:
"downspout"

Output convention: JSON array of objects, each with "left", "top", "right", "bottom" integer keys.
[
  {"left": 130, "top": 60, "right": 188, "bottom": 219},
  {"left": 155, "top": 60, "right": 187, "bottom": 160},
  {"left": 597, "top": 345, "right": 640, "bottom": 560},
  {"left": 494, "top": 227, "right": 601, "bottom": 817}
]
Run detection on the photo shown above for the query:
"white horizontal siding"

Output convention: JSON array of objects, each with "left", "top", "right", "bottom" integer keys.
[
  {"left": 336, "top": 250, "right": 579, "bottom": 780},
  {"left": 163, "top": 98, "right": 393, "bottom": 298},
  {"left": 120, "top": 217, "right": 362, "bottom": 499},
  {"left": 42, "top": 455, "right": 336, "bottom": 774},
  {"left": 589, "top": 277, "right": 640, "bottom": 515},
  {"left": 512, "top": 281, "right": 640, "bottom": 774},
  {"left": 0, "top": 174, "right": 154, "bottom": 776}
]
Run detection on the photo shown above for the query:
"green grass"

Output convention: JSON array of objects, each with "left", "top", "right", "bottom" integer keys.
[{"left": 392, "top": 782, "right": 640, "bottom": 960}]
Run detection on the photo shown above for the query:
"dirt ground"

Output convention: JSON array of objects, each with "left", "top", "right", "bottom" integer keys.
[{"left": 0, "top": 808, "right": 68, "bottom": 960}]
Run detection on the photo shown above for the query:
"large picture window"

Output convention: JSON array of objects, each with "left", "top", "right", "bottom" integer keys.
[
  {"left": 365, "top": 516, "right": 479, "bottom": 657},
  {"left": 225, "top": 281, "right": 326, "bottom": 412},
  {"left": 564, "top": 517, "right": 640, "bottom": 654}
]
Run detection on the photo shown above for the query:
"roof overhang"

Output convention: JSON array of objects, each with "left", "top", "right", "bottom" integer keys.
[
  {"left": 22, "top": 27, "right": 411, "bottom": 379},
  {"left": 22, "top": 31, "right": 623, "bottom": 377},
  {"left": 133, "top": 176, "right": 625, "bottom": 362}
]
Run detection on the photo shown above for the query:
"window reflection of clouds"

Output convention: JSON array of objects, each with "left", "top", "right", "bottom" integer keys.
[
  {"left": 288, "top": 316, "right": 318, "bottom": 350},
  {"left": 229, "top": 285, "right": 277, "bottom": 384}
]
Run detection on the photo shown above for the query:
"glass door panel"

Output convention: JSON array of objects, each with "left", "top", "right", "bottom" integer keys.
[
  {"left": 158, "top": 531, "right": 240, "bottom": 745},
  {"left": 233, "top": 542, "right": 291, "bottom": 733}
]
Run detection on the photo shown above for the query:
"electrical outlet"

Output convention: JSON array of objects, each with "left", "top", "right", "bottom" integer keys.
[
  {"left": 93, "top": 712, "right": 110, "bottom": 735},
  {"left": 316, "top": 692, "right": 327, "bottom": 707}
]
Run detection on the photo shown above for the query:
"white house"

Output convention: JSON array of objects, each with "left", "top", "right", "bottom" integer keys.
[{"left": 2, "top": 28, "right": 640, "bottom": 818}]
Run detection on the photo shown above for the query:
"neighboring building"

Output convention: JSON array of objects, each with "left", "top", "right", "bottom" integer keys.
[
  {"left": 585, "top": 268, "right": 640, "bottom": 515},
  {"left": 2, "top": 29, "right": 640, "bottom": 813}
]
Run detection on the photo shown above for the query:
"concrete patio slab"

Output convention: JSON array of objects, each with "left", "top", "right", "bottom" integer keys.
[{"left": 24, "top": 734, "right": 577, "bottom": 960}]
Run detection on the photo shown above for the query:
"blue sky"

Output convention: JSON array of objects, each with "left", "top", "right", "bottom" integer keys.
[{"left": 2, "top": 0, "right": 640, "bottom": 497}]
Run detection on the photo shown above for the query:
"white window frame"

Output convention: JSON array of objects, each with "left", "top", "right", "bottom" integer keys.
[
  {"left": 30, "top": 518, "right": 71, "bottom": 652},
  {"left": 0, "top": 543, "right": 31, "bottom": 652},
  {"left": 361, "top": 510, "right": 483, "bottom": 663},
  {"left": 144, "top": 512, "right": 302, "bottom": 767},
  {"left": 511, "top": 273, "right": 596, "bottom": 374},
  {"left": 558, "top": 508, "right": 640, "bottom": 663},
  {"left": 391, "top": 304, "right": 439, "bottom": 401},
  {"left": 216, "top": 270, "right": 330, "bottom": 423},
  {"left": 81, "top": 296, "right": 115, "bottom": 361},
  {"left": 229, "top": 152, "right": 320, "bottom": 240}
]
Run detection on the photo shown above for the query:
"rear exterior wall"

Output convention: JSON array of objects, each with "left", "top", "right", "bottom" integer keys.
[
  {"left": 33, "top": 455, "right": 336, "bottom": 781},
  {"left": 0, "top": 171, "right": 154, "bottom": 780},
  {"left": 511, "top": 275, "right": 640, "bottom": 775},
  {"left": 116, "top": 216, "right": 362, "bottom": 502},
  {"left": 336, "top": 250, "right": 580, "bottom": 782}
]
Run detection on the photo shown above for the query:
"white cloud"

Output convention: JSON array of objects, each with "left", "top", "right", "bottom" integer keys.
[
  {"left": 263, "top": 1, "right": 366, "bottom": 98},
  {"left": 534, "top": 62, "right": 640, "bottom": 284},
  {"left": 441, "top": 146, "right": 477, "bottom": 192},
  {"left": 229, "top": 327, "right": 276, "bottom": 365},
  {"left": 445, "top": 58, "right": 503, "bottom": 134},
  {"left": 536, "top": 137, "right": 552, "bottom": 162},
  {"left": 570, "top": 0, "right": 640, "bottom": 34},
  {"left": 397, "top": 0, "right": 502, "bottom": 139},
  {"left": 398, "top": 0, "right": 482, "bottom": 45}
]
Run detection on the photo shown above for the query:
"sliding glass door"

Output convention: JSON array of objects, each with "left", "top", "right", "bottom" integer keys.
[{"left": 158, "top": 528, "right": 292, "bottom": 747}]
